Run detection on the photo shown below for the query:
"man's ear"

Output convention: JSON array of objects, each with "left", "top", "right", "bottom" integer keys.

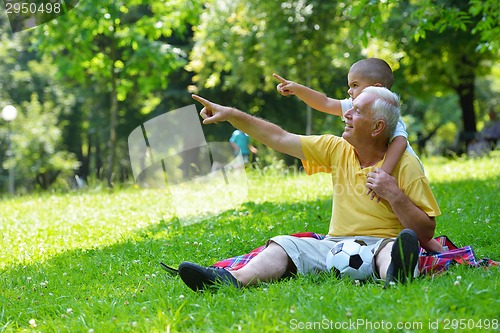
[{"left": 371, "top": 120, "right": 386, "bottom": 137}]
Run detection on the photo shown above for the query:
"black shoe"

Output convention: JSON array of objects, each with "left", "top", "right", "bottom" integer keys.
[
  {"left": 178, "top": 262, "right": 242, "bottom": 291},
  {"left": 385, "top": 229, "right": 419, "bottom": 287}
]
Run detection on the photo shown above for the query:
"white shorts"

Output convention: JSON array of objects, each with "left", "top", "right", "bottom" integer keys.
[{"left": 269, "top": 235, "right": 391, "bottom": 275}]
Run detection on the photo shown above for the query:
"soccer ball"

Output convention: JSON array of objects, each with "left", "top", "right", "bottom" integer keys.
[{"left": 326, "top": 239, "right": 374, "bottom": 280}]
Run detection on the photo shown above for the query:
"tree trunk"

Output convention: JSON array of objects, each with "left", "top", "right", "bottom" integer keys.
[
  {"left": 457, "top": 82, "right": 477, "bottom": 135},
  {"left": 106, "top": 24, "right": 118, "bottom": 188},
  {"left": 454, "top": 57, "right": 477, "bottom": 154},
  {"left": 107, "top": 75, "right": 118, "bottom": 188},
  {"left": 416, "top": 125, "right": 440, "bottom": 156}
]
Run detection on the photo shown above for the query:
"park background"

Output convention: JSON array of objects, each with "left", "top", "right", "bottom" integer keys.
[
  {"left": 0, "top": 0, "right": 499, "bottom": 192},
  {"left": 0, "top": 1, "right": 499, "bottom": 332}
]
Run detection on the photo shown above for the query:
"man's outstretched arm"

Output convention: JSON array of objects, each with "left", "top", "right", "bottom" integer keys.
[{"left": 192, "top": 94, "right": 305, "bottom": 160}]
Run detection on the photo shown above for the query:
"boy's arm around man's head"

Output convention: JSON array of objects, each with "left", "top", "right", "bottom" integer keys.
[{"left": 380, "top": 136, "right": 408, "bottom": 175}]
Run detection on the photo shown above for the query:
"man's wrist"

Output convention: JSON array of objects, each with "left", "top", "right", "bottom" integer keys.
[
  {"left": 387, "top": 188, "right": 405, "bottom": 207},
  {"left": 227, "top": 107, "right": 248, "bottom": 127}
]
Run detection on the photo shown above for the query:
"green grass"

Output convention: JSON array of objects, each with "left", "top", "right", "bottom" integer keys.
[{"left": 1, "top": 154, "right": 499, "bottom": 332}]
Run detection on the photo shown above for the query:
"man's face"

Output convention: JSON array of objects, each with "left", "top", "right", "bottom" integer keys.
[
  {"left": 347, "top": 70, "right": 375, "bottom": 100},
  {"left": 342, "top": 92, "right": 376, "bottom": 146}
]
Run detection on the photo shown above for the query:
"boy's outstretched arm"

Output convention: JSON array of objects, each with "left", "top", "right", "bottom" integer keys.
[{"left": 273, "top": 73, "right": 343, "bottom": 117}]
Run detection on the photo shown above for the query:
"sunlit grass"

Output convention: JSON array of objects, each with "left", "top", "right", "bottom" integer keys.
[{"left": 0, "top": 153, "right": 499, "bottom": 332}]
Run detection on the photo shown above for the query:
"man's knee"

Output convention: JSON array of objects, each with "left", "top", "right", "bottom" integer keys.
[{"left": 267, "top": 241, "right": 297, "bottom": 276}]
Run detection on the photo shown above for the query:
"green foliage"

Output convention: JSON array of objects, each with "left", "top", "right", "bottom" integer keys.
[
  {"left": 34, "top": 0, "right": 201, "bottom": 98},
  {"left": 32, "top": 0, "right": 204, "bottom": 183},
  {"left": 6, "top": 93, "right": 80, "bottom": 190},
  {"left": 189, "top": 0, "right": 356, "bottom": 94},
  {"left": 0, "top": 21, "right": 79, "bottom": 191},
  {"left": 189, "top": 0, "right": 499, "bottom": 155},
  {"left": 0, "top": 156, "right": 498, "bottom": 332},
  {"left": 346, "top": 0, "right": 498, "bottom": 141},
  {"left": 408, "top": 0, "right": 500, "bottom": 53},
  {"left": 2, "top": 0, "right": 499, "bottom": 193}
]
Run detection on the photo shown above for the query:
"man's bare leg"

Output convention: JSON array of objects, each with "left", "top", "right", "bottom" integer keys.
[
  {"left": 375, "top": 241, "right": 392, "bottom": 280},
  {"left": 178, "top": 241, "right": 294, "bottom": 291},
  {"left": 231, "top": 241, "right": 293, "bottom": 286}
]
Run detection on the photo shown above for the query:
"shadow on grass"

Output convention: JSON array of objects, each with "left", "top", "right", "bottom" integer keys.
[{"left": 0, "top": 197, "right": 332, "bottom": 329}]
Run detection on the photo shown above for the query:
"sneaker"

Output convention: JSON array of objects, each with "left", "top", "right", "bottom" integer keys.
[
  {"left": 385, "top": 229, "right": 419, "bottom": 287},
  {"left": 178, "top": 262, "right": 242, "bottom": 291}
]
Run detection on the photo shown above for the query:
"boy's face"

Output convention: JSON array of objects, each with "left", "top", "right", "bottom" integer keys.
[{"left": 347, "top": 70, "right": 378, "bottom": 100}]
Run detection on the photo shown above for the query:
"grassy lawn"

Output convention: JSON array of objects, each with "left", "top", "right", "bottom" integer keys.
[{"left": 1, "top": 154, "right": 499, "bottom": 332}]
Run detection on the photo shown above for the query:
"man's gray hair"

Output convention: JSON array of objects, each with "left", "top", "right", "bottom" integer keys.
[{"left": 363, "top": 86, "right": 400, "bottom": 136}]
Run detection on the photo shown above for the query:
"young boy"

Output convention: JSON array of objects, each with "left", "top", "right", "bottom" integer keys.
[{"left": 274, "top": 58, "right": 443, "bottom": 253}]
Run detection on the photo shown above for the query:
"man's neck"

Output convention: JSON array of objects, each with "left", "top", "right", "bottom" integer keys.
[{"left": 355, "top": 144, "right": 387, "bottom": 169}]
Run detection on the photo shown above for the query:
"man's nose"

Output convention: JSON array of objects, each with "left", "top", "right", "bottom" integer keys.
[{"left": 344, "top": 107, "right": 353, "bottom": 118}]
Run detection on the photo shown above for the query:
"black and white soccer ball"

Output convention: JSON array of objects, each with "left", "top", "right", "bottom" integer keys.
[{"left": 326, "top": 239, "right": 374, "bottom": 280}]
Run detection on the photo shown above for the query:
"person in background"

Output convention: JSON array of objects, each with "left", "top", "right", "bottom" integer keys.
[{"left": 230, "top": 129, "right": 258, "bottom": 164}]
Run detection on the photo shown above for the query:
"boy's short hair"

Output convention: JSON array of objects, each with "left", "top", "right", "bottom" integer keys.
[{"left": 350, "top": 58, "right": 394, "bottom": 89}]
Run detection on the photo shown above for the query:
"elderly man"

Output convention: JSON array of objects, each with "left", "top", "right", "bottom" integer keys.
[{"left": 178, "top": 86, "right": 441, "bottom": 290}]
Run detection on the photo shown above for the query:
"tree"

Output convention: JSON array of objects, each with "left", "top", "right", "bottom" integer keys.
[
  {"left": 0, "top": 16, "right": 79, "bottom": 192},
  {"left": 189, "top": 0, "right": 499, "bottom": 156},
  {"left": 188, "top": 0, "right": 358, "bottom": 134},
  {"left": 349, "top": 0, "right": 500, "bottom": 153},
  {"left": 34, "top": 0, "right": 202, "bottom": 186},
  {"left": 9, "top": 93, "right": 80, "bottom": 190}
]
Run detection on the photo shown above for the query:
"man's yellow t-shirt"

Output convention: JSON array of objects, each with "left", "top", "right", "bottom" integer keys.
[{"left": 300, "top": 135, "right": 441, "bottom": 238}]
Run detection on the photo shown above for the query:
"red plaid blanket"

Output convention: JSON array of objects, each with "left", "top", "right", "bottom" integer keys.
[
  {"left": 418, "top": 235, "right": 498, "bottom": 275},
  {"left": 213, "top": 233, "right": 499, "bottom": 275}
]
